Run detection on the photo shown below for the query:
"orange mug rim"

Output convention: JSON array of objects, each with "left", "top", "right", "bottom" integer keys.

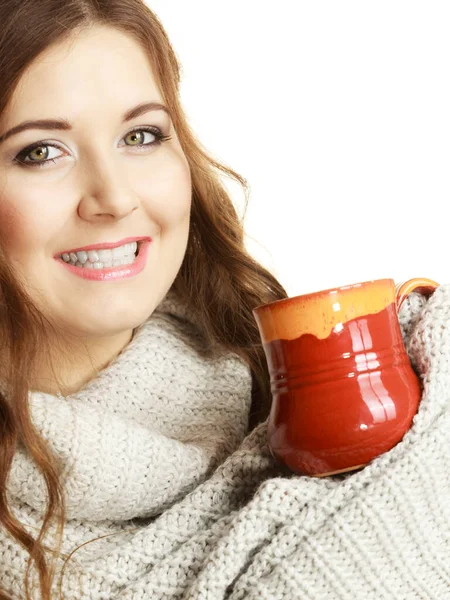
[{"left": 253, "top": 277, "right": 394, "bottom": 314}]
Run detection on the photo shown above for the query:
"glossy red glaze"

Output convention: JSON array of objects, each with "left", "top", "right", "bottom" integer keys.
[{"left": 263, "top": 302, "right": 422, "bottom": 476}]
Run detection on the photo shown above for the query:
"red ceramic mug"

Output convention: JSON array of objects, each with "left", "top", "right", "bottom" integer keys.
[{"left": 252, "top": 278, "right": 439, "bottom": 477}]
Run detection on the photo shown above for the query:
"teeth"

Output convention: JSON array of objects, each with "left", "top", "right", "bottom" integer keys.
[
  {"left": 77, "top": 251, "right": 88, "bottom": 264},
  {"left": 72, "top": 255, "right": 136, "bottom": 269},
  {"left": 87, "top": 250, "right": 99, "bottom": 263},
  {"left": 61, "top": 242, "right": 138, "bottom": 266}
]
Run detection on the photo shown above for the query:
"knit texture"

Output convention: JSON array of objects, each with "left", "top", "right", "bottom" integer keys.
[{"left": 1, "top": 284, "right": 450, "bottom": 599}]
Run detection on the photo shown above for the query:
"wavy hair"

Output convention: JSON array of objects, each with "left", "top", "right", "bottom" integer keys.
[{"left": 0, "top": 1, "right": 289, "bottom": 598}]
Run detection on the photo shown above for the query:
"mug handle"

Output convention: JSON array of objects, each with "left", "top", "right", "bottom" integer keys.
[{"left": 396, "top": 277, "right": 439, "bottom": 311}]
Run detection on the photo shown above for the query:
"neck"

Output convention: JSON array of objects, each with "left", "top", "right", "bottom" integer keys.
[{"left": 29, "top": 328, "right": 135, "bottom": 397}]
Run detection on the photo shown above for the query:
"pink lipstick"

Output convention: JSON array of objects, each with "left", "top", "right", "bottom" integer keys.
[{"left": 55, "top": 240, "right": 152, "bottom": 282}]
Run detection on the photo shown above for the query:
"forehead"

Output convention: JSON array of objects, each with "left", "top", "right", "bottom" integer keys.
[{"left": 2, "top": 26, "right": 163, "bottom": 124}]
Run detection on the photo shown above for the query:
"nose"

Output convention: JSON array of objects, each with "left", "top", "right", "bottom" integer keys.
[{"left": 77, "top": 153, "right": 139, "bottom": 221}]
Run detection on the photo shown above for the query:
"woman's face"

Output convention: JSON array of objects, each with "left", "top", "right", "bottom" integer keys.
[{"left": 0, "top": 26, "right": 192, "bottom": 344}]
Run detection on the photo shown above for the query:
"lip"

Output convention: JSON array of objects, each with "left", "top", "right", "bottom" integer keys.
[
  {"left": 55, "top": 239, "right": 152, "bottom": 282},
  {"left": 56, "top": 236, "right": 152, "bottom": 257}
]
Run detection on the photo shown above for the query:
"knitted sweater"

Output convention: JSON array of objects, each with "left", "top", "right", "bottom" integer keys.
[{"left": 1, "top": 284, "right": 450, "bottom": 599}]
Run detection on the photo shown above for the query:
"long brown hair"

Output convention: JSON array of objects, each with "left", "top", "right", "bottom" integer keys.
[{"left": 0, "top": 1, "right": 289, "bottom": 598}]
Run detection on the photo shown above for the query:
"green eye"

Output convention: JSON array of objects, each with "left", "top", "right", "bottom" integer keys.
[
  {"left": 125, "top": 130, "right": 146, "bottom": 146},
  {"left": 13, "top": 126, "right": 172, "bottom": 169},
  {"left": 28, "top": 146, "right": 49, "bottom": 163}
]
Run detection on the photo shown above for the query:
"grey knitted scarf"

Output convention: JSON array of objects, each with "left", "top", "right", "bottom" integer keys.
[{"left": 1, "top": 284, "right": 450, "bottom": 599}]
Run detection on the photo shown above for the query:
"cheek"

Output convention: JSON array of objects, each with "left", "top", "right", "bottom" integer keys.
[
  {"left": 140, "top": 153, "right": 192, "bottom": 224},
  {"left": 0, "top": 201, "right": 25, "bottom": 251},
  {"left": 0, "top": 196, "right": 49, "bottom": 257}
]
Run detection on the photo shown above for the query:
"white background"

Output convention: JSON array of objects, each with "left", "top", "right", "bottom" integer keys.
[{"left": 147, "top": 1, "right": 449, "bottom": 297}]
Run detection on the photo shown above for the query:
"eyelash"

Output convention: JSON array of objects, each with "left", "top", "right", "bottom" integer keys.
[{"left": 12, "top": 126, "right": 172, "bottom": 169}]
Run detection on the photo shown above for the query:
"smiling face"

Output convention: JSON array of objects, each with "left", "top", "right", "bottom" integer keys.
[
  {"left": 0, "top": 25, "right": 192, "bottom": 394},
  {"left": 0, "top": 26, "right": 192, "bottom": 349}
]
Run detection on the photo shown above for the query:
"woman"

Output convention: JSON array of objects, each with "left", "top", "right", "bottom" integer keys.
[
  {"left": 0, "top": 1, "right": 288, "bottom": 597},
  {"left": 2, "top": 2, "right": 450, "bottom": 600}
]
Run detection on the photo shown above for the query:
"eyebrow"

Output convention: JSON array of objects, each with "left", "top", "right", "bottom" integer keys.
[{"left": 0, "top": 101, "right": 171, "bottom": 145}]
